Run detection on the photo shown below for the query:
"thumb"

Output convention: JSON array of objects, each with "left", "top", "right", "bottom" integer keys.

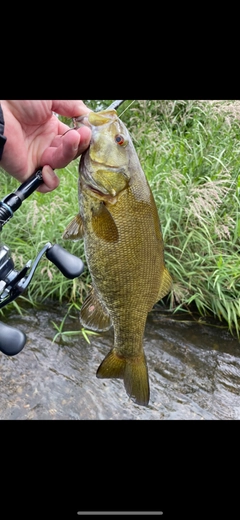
[{"left": 37, "top": 165, "right": 60, "bottom": 193}]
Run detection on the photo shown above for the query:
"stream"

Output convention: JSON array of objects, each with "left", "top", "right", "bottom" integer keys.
[{"left": 1, "top": 302, "right": 240, "bottom": 420}]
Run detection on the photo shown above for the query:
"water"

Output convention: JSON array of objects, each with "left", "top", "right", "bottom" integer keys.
[{"left": 1, "top": 302, "right": 240, "bottom": 419}]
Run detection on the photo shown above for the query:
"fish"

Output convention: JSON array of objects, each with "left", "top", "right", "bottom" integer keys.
[{"left": 63, "top": 108, "right": 172, "bottom": 406}]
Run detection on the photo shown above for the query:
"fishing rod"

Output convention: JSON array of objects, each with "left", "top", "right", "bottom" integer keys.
[
  {"left": 0, "top": 100, "right": 125, "bottom": 357},
  {"left": 0, "top": 167, "right": 85, "bottom": 356},
  {"left": 108, "top": 100, "right": 125, "bottom": 110}
]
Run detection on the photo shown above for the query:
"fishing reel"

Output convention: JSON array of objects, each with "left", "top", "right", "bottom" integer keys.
[{"left": 0, "top": 169, "right": 84, "bottom": 356}]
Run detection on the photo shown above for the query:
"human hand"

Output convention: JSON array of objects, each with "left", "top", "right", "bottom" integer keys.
[{"left": 0, "top": 100, "right": 92, "bottom": 193}]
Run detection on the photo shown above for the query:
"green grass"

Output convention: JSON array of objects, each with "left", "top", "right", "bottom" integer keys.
[
  {"left": 1, "top": 100, "right": 240, "bottom": 337},
  {"left": 128, "top": 100, "right": 240, "bottom": 336},
  {"left": 51, "top": 302, "right": 99, "bottom": 343}
]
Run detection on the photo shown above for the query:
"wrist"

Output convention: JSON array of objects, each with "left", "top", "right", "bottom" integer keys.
[{"left": 0, "top": 103, "right": 7, "bottom": 161}]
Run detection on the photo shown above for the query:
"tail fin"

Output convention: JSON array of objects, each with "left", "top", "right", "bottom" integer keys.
[{"left": 96, "top": 349, "right": 150, "bottom": 406}]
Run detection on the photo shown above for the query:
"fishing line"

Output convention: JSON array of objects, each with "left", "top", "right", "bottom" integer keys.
[{"left": 119, "top": 100, "right": 137, "bottom": 118}]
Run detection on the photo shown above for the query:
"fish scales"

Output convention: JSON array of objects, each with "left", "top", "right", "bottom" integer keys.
[{"left": 63, "top": 108, "right": 172, "bottom": 406}]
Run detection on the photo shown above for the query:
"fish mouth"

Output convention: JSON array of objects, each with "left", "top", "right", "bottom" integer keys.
[
  {"left": 73, "top": 109, "right": 117, "bottom": 130},
  {"left": 73, "top": 114, "right": 92, "bottom": 129}
]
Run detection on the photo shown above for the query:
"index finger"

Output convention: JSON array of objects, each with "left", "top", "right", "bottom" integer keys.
[{"left": 51, "top": 100, "right": 91, "bottom": 118}]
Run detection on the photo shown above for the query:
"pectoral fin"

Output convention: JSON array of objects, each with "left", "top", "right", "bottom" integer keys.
[
  {"left": 92, "top": 203, "right": 119, "bottom": 242},
  {"left": 62, "top": 214, "right": 84, "bottom": 240},
  {"left": 80, "top": 287, "right": 112, "bottom": 331},
  {"left": 156, "top": 267, "right": 173, "bottom": 301}
]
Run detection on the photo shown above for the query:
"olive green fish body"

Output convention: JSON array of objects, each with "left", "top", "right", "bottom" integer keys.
[{"left": 63, "top": 109, "right": 172, "bottom": 406}]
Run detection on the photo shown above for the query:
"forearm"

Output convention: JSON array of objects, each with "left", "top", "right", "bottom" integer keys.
[
  {"left": 0, "top": 101, "right": 27, "bottom": 177},
  {"left": 0, "top": 103, "right": 7, "bottom": 162}
]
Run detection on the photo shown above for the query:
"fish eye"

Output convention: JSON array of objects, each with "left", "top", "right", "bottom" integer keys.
[{"left": 115, "top": 134, "right": 126, "bottom": 146}]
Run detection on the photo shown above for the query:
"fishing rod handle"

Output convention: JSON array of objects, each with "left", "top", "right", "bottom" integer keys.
[{"left": 0, "top": 169, "right": 43, "bottom": 229}]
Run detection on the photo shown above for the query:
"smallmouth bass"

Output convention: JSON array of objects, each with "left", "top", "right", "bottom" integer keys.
[{"left": 63, "top": 108, "right": 172, "bottom": 406}]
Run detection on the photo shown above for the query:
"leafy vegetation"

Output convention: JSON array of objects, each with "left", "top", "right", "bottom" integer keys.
[{"left": 1, "top": 100, "right": 240, "bottom": 336}]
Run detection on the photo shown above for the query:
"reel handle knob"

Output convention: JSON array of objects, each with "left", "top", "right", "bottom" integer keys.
[
  {"left": 46, "top": 244, "right": 85, "bottom": 279},
  {"left": 0, "top": 321, "right": 26, "bottom": 356}
]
